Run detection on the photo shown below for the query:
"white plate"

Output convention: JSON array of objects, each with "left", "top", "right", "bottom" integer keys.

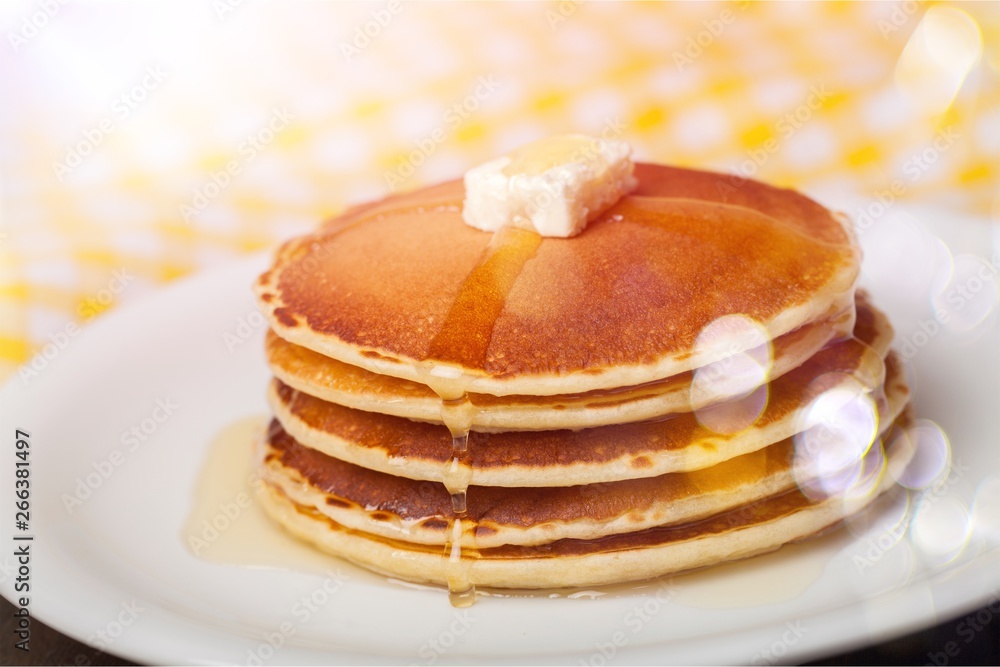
[{"left": 1, "top": 205, "right": 998, "bottom": 665}]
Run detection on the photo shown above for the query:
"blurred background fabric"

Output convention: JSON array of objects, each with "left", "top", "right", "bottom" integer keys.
[{"left": 1, "top": 0, "right": 998, "bottom": 382}]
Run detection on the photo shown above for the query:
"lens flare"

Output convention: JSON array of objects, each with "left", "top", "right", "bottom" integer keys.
[
  {"left": 845, "top": 437, "right": 886, "bottom": 502},
  {"left": 895, "top": 6, "right": 983, "bottom": 117},
  {"left": 971, "top": 475, "right": 1000, "bottom": 545},
  {"left": 793, "top": 375, "right": 880, "bottom": 500},
  {"left": 887, "top": 420, "right": 951, "bottom": 490},
  {"left": 910, "top": 496, "right": 971, "bottom": 565},
  {"left": 694, "top": 385, "right": 769, "bottom": 435},
  {"left": 691, "top": 315, "right": 772, "bottom": 433},
  {"left": 932, "top": 254, "right": 1000, "bottom": 335}
]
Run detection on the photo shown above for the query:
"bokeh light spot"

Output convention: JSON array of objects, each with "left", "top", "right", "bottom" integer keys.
[
  {"left": 910, "top": 496, "right": 971, "bottom": 564},
  {"left": 888, "top": 420, "right": 951, "bottom": 490},
  {"left": 691, "top": 315, "right": 772, "bottom": 433},
  {"left": 794, "top": 376, "right": 880, "bottom": 499}
]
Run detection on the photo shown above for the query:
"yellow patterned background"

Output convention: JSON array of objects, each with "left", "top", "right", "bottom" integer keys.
[{"left": 1, "top": 0, "right": 998, "bottom": 383}]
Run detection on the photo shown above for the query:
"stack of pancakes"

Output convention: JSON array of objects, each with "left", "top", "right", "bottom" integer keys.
[{"left": 253, "top": 163, "right": 913, "bottom": 600}]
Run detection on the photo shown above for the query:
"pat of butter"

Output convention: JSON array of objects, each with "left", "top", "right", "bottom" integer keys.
[{"left": 462, "top": 134, "right": 637, "bottom": 238}]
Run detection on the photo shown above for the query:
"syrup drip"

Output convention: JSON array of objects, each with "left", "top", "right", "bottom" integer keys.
[
  {"left": 418, "top": 225, "right": 542, "bottom": 607},
  {"left": 439, "top": 392, "right": 478, "bottom": 607}
]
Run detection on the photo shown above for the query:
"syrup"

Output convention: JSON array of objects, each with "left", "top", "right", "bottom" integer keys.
[
  {"left": 181, "top": 416, "right": 383, "bottom": 585},
  {"left": 417, "top": 225, "right": 543, "bottom": 607},
  {"left": 185, "top": 417, "right": 846, "bottom": 609},
  {"left": 438, "top": 391, "right": 478, "bottom": 608}
]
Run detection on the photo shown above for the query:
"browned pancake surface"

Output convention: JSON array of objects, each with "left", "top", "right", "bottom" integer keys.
[
  {"left": 264, "top": 296, "right": 860, "bottom": 416},
  {"left": 257, "top": 164, "right": 857, "bottom": 381},
  {"left": 265, "top": 419, "right": 799, "bottom": 531},
  {"left": 271, "top": 338, "right": 887, "bottom": 475}
]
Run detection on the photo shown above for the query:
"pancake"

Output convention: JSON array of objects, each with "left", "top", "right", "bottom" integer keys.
[
  {"left": 256, "top": 409, "right": 913, "bottom": 589},
  {"left": 249, "top": 146, "right": 912, "bottom": 599},
  {"left": 267, "top": 316, "right": 900, "bottom": 489},
  {"left": 254, "top": 164, "right": 860, "bottom": 397},
  {"left": 265, "top": 294, "right": 869, "bottom": 431},
  {"left": 260, "top": 369, "right": 908, "bottom": 549}
]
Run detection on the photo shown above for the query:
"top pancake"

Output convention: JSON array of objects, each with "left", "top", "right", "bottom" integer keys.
[{"left": 255, "top": 163, "right": 860, "bottom": 396}]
